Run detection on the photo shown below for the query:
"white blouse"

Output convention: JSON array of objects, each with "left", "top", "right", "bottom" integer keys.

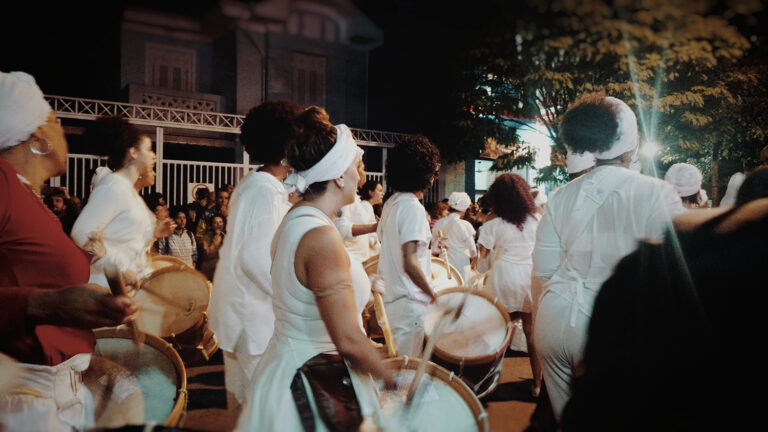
[{"left": 71, "top": 172, "right": 156, "bottom": 288}]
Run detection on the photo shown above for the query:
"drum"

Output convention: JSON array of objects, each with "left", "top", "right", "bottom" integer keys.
[
  {"left": 133, "top": 265, "right": 210, "bottom": 339},
  {"left": 132, "top": 264, "right": 217, "bottom": 365},
  {"left": 424, "top": 288, "right": 512, "bottom": 398},
  {"left": 84, "top": 327, "right": 187, "bottom": 428},
  {"left": 375, "top": 356, "right": 489, "bottom": 431}
]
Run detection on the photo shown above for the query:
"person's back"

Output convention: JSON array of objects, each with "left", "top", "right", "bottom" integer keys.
[
  {"left": 532, "top": 93, "right": 683, "bottom": 422},
  {"left": 537, "top": 166, "right": 680, "bottom": 291}
]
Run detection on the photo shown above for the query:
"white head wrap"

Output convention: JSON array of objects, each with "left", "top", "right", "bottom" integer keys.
[
  {"left": 284, "top": 124, "right": 363, "bottom": 194},
  {"left": 593, "top": 96, "right": 639, "bottom": 160},
  {"left": 448, "top": 191, "right": 472, "bottom": 212},
  {"left": 0, "top": 71, "right": 52, "bottom": 151},
  {"left": 664, "top": 163, "right": 703, "bottom": 197},
  {"left": 566, "top": 149, "right": 596, "bottom": 174}
]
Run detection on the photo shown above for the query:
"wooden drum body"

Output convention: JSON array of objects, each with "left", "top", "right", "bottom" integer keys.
[{"left": 84, "top": 328, "right": 187, "bottom": 428}]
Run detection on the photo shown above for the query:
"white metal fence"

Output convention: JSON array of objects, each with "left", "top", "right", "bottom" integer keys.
[{"left": 53, "top": 153, "right": 389, "bottom": 207}]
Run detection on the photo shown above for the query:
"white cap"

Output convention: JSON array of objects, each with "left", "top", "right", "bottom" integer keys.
[
  {"left": 664, "top": 163, "right": 703, "bottom": 197},
  {"left": 0, "top": 71, "right": 52, "bottom": 150},
  {"left": 566, "top": 149, "right": 596, "bottom": 174},
  {"left": 448, "top": 191, "right": 472, "bottom": 212}
]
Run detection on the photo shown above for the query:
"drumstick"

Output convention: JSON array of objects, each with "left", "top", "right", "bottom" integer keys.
[
  {"left": 436, "top": 230, "right": 452, "bottom": 280},
  {"left": 403, "top": 289, "right": 472, "bottom": 409},
  {"left": 103, "top": 263, "right": 145, "bottom": 347},
  {"left": 372, "top": 291, "right": 397, "bottom": 358}
]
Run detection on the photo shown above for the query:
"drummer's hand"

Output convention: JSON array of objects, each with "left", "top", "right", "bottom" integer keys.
[
  {"left": 83, "top": 231, "right": 106, "bottom": 260},
  {"left": 122, "top": 269, "right": 139, "bottom": 294},
  {"left": 28, "top": 284, "right": 139, "bottom": 329},
  {"left": 155, "top": 217, "right": 175, "bottom": 239},
  {"left": 370, "top": 274, "right": 386, "bottom": 295}
]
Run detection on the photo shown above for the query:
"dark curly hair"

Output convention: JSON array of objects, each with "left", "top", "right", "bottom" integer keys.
[
  {"left": 385, "top": 135, "right": 440, "bottom": 193},
  {"left": 240, "top": 100, "right": 303, "bottom": 165},
  {"left": 561, "top": 92, "right": 626, "bottom": 155},
  {"left": 84, "top": 116, "right": 141, "bottom": 170},
  {"left": 358, "top": 179, "right": 381, "bottom": 201},
  {"left": 484, "top": 173, "right": 536, "bottom": 231},
  {"left": 287, "top": 106, "right": 337, "bottom": 195}
]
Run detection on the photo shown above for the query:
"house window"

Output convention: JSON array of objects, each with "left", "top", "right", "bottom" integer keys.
[
  {"left": 292, "top": 53, "right": 326, "bottom": 107},
  {"left": 287, "top": 12, "right": 339, "bottom": 43},
  {"left": 146, "top": 44, "right": 196, "bottom": 92}
]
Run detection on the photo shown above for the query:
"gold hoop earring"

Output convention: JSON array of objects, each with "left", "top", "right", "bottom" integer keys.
[{"left": 30, "top": 137, "right": 53, "bottom": 156}]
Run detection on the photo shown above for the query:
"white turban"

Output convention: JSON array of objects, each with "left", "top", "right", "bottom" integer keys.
[
  {"left": 284, "top": 124, "right": 363, "bottom": 194},
  {"left": 448, "top": 191, "right": 472, "bottom": 212},
  {"left": 664, "top": 163, "right": 703, "bottom": 197},
  {"left": 566, "top": 149, "right": 596, "bottom": 174},
  {"left": 0, "top": 71, "right": 51, "bottom": 151},
  {"left": 593, "top": 97, "right": 639, "bottom": 160}
]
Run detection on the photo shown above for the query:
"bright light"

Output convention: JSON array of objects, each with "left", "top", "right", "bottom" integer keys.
[{"left": 641, "top": 140, "right": 660, "bottom": 157}]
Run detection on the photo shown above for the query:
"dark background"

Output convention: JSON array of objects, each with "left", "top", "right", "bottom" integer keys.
[{"left": 0, "top": 0, "right": 487, "bottom": 140}]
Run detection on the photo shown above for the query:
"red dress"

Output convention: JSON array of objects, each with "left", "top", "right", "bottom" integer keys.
[{"left": 0, "top": 159, "right": 94, "bottom": 365}]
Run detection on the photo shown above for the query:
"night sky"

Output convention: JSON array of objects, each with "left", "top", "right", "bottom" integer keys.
[{"left": 0, "top": 0, "right": 476, "bottom": 140}]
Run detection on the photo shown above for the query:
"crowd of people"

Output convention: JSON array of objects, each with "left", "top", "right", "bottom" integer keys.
[{"left": 3, "top": 69, "right": 768, "bottom": 432}]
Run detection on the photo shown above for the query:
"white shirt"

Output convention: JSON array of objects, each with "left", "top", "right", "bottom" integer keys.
[
  {"left": 334, "top": 195, "right": 376, "bottom": 262},
  {"left": 534, "top": 166, "right": 683, "bottom": 312},
  {"left": 208, "top": 171, "right": 292, "bottom": 355},
  {"left": 376, "top": 192, "right": 432, "bottom": 304},
  {"left": 71, "top": 172, "right": 155, "bottom": 288},
  {"left": 431, "top": 212, "right": 477, "bottom": 282}
]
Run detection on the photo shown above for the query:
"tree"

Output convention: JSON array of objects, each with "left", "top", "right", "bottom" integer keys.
[{"left": 452, "top": 0, "right": 768, "bottom": 200}]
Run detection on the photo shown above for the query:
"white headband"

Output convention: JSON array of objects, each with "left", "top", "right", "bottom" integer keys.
[
  {"left": 566, "top": 149, "right": 596, "bottom": 174},
  {"left": 284, "top": 124, "right": 363, "bottom": 194},
  {"left": 593, "top": 96, "right": 639, "bottom": 160},
  {"left": 0, "top": 71, "right": 52, "bottom": 151}
]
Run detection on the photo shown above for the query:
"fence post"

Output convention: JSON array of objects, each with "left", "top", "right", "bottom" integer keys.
[{"left": 156, "top": 127, "right": 164, "bottom": 192}]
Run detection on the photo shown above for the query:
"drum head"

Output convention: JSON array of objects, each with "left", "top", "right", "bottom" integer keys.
[
  {"left": 424, "top": 289, "right": 510, "bottom": 363},
  {"left": 84, "top": 328, "right": 186, "bottom": 428},
  {"left": 430, "top": 257, "right": 463, "bottom": 292},
  {"left": 149, "top": 255, "right": 189, "bottom": 272},
  {"left": 376, "top": 357, "right": 488, "bottom": 432},
  {"left": 133, "top": 267, "right": 211, "bottom": 338}
]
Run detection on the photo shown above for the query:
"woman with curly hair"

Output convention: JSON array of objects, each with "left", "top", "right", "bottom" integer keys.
[
  {"left": 208, "top": 100, "right": 303, "bottom": 409},
  {"left": 376, "top": 134, "right": 441, "bottom": 357},
  {"left": 532, "top": 93, "right": 683, "bottom": 422},
  {"left": 477, "top": 173, "right": 541, "bottom": 395}
]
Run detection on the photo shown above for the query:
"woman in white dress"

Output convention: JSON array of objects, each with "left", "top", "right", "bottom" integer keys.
[
  {"left": 71, "top": 116, "right": 173, "bottom": 288},
  {"left": 237, "top": 107, "right": 393, "bottom": 431},
  {"left": 476, "top": 173, "right": 541, "bottom": 396},
  {"left": 430, "top": 191, "right": 477, "bottom": 283}
]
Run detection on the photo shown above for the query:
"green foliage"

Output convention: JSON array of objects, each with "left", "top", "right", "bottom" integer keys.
[{"left": 452, "top": 0, "right": 768, "bottom": 199}]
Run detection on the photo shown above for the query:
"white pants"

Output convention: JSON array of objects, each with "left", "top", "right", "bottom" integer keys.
[
  {"left": 385, "top": 297, "right": 427, "bottom": 358},
  {"left": 223, "top": 350, "right": 263, "bottom": 405},
  {"left": 0, "top": 353, "right": 94, "bottom": 432},
  {"left": 533, "top": 288, "right": 591, "bottom": 422}
]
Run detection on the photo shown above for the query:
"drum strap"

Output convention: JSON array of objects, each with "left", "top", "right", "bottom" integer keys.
[{"left": 291, "top": 353, "right": 363, "bottom": 432}]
